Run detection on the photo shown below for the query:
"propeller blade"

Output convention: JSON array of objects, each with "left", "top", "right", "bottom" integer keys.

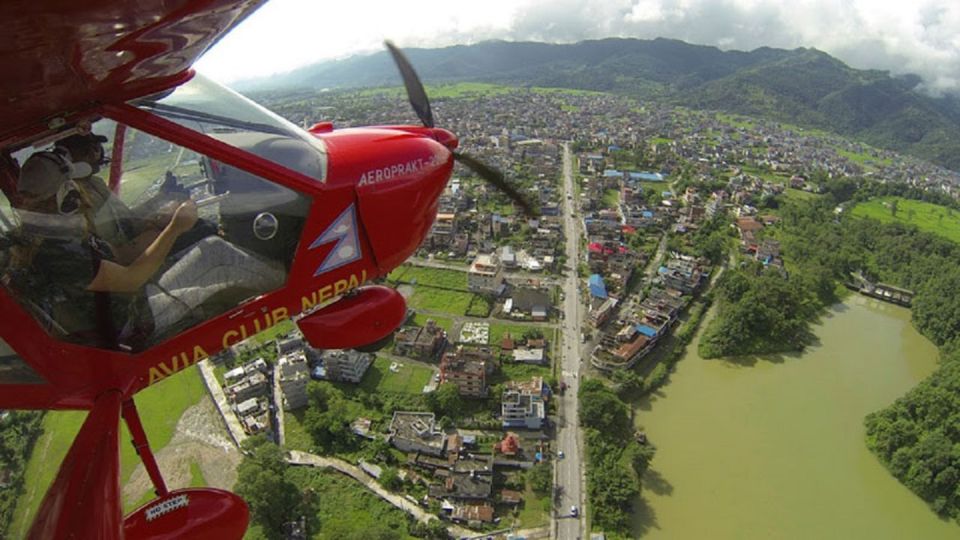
[
  {"left": 453, "top": 151, "right": 538, "bottom": 217},
  {"left": 384, "top": 41, "right": 434, "bottom": 128}
]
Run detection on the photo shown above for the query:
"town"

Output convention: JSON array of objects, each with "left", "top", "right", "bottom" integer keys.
[{"left": 174, "top": 85, "right": 960, "bottom": 539}]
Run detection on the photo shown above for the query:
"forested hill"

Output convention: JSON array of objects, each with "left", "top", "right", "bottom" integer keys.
[{"left": 238, "top": 38, "right": 960, "bottom": 170}]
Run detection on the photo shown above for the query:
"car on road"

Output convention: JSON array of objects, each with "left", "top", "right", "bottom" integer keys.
[
  {"left": 433, "top": 373, "right": 440, "bottom": 382},
  {"left": 570, "top": 505, "right": 579, "bottom": 517},
  {"left": 558, "top": 450, "right": 565, "bottom": 459}
]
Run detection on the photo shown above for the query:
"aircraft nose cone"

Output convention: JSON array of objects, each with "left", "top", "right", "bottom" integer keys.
[
  {"left": 320, "top": 127, "right": 455, "bottom": 273},
  {"left": 430, "top": 128, "right": 458, "bottom": 150}
]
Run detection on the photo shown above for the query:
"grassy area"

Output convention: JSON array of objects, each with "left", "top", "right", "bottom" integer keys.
[
  {"left": 650, "top": 137, "right": 673, "bottom": 145},
  {"left": 465, "top": 295, "right": 493, "bottom": 318},
  {"left": 189, "top": 461, "right": 206, "bottom": 487},
  {"left": 253, "top": 319, "right": 296, "bottom": 344},
  {"left": 283, "top": 409, "right": 314, "bottom": 452},
  {"left": 408, "top": 287, "right": 476, "bottom": 314},
  {"left": 389, "top": 264, "right": 468, "bottom": 290},
  {"left": 359, "top": 357, "right": 433, "bottom": 394},
  {"left": 488, "top": 323, "right": 544, "bottom": 347},
  {"left": 852, "top": 197, "right": 960, "bottom": 244},
  {"left": 784, "top": 188, "right": 819, "bottom": 202},
  {"left": 412, "top": 313, "right": 453, "bottom": 333},
  {"left": 11, "top": 368, "right": 205, "bottom": 537},
  {"left": 602, "top": 188, "right": 620, "bottom": 209},
  {"left": 286, "top": 466, "right": 416, "bottom": 539},
  {"left": 497, "top": 361, "right": 552, "bottom": 383},
  {"left": 836, "top": 147, "right": 892, "bottom": 168},
  {"left": 515, "top": 483, "right": 551, "bottom": 528}
]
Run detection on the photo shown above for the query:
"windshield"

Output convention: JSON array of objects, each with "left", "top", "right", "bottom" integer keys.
[
  {"left": 135, "top": 74, "right": 328, "bottom": 183},
  {"left": 1, "top": 117, "right": 309, "bottom": 352}
]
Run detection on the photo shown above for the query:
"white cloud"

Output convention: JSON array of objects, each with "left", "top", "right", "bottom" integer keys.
[{"left": 197, "top": 0, "right": 960, "bottom": 94}]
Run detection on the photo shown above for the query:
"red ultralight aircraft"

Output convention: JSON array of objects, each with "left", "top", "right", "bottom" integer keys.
[{"left": 0, "top": 1, "right": 533, "bottom": 538}]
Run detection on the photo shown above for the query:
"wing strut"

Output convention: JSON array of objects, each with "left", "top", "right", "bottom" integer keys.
[
  {"left": 28, "top": 391, "right": 123, "bottom": 540},
  {"left": 122, "top": 398, "right": 169, "bottom": 497}
]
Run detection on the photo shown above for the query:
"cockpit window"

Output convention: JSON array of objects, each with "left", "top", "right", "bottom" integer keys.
[
  {"left": 134, "top": 74, "right": 328, "bottom": 182},
  {"left": 0, "top": 118, "right": 310, "bottom": 352}
]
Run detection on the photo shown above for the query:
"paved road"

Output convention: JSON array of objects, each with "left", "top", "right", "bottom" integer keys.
[{"left": 555, "top": 143, "right": 585, "bottom": 539}]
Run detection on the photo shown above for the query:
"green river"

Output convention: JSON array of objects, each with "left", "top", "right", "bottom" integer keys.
[{"left": 632, "top": 296, "right": 959, "bottom": 539}]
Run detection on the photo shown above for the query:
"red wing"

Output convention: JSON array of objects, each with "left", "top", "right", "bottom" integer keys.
[{"left": 0, "top": 0, "right": 265, "bottom": 142}]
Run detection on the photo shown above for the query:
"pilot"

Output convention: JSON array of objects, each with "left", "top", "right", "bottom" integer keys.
[
  {"left": 14, "top": 150, "right": 285, "bottom": 350},
  {"left": 54, "top": 133, "right": 205, "bottom": 263}
]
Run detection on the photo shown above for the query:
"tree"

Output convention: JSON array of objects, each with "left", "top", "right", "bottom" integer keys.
[
  {"left": 379, "top": 467, "right": 403, "bottom": 491},
  {"left": 410, "top": 519, "right": 451, "bottom": 539},
  {"left": 527, "top": 463, "right": 552, "bottom": 495},
  {"left": 626, "top": 442, "right": 656, "bottom": 479},
  {"left": 429, "top": 383, "right": 463, "bottom": 418},
  {"left": 235, "top": 436, "right": 300, "bottom": 538}
]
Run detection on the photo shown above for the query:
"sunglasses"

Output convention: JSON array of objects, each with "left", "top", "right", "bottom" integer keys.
[{"left": 55, "top": 180, "right": 82, "bottom": 215}]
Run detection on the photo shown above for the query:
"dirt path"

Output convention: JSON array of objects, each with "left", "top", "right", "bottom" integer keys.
[{"left": 122, "top": 396, "right": 241, "bottom": 508}]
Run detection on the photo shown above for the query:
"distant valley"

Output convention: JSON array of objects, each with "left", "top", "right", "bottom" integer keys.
[{"left": 237, "top": 37, "right": 960, "bottom": 171}]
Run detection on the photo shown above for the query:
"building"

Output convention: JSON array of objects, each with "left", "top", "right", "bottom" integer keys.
[
  {"left": 512, "top": 348, "right": 546, "bottom": 365},
  {"left": 429, "top": 472, "right": 493, "bottom": 502},
  {"left": 501, "top": 378, "right": 548, "bottom": 429},
  {"left": 276, "top": 334, "right": 304, "bottom": 357},
  {"left": 510, "top": 287, "right": 552, "bottom": 321},
  {"left": 440, "top": 348, "right": 490, "bottom": 398},
  {"left": 450, "top": 503, "right": 495, "bottom": 526},
  {"left": 393, "top": 319, "right": 446, "bottom": 361},
  {"left": 225, "top": 371, "right": 269, "bottom": 403},
  {"left": 468, "top": 253, "right": 503, "bottom": 294},
  {"left": 388, "top": 412, "right": 446, "bottom": 457},
  {"left": 323, "top": 349, "right": 373, "bottom": 383},
  {"left": 278, "top": 350, "right": 309, "bottom": 410}
]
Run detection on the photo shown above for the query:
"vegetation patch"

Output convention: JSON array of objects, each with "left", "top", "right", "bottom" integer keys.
[
  {"left": 852, "top": 197, "right": 960, "bottom": 244},
  {"left": 408, "top": 287, "right": 475, "bottom": 315},
  {"left": 389, "top": 264, "right": 469, "bottom": 290},
  {"left": 580, "top": 379, "right": 655, "bottom": 537},
  {"left": 360, "top": 357, "right": 433, "bottom": 395}
]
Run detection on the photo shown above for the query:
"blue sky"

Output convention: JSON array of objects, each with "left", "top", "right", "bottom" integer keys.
[{"left": 197, "top": 0, "right": 960, "bottom": 95}]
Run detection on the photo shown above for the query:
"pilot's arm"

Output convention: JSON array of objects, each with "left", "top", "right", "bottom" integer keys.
[{"left": 87, "top": 200, "right": 198, "bottom": 293}]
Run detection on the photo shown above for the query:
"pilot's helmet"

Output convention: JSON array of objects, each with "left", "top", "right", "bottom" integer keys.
[
  {"left": 18, "top": 150, "right": 93, "bottom": 214},
  {"left": 56, "top": 133, "right": 109, "bottom": 171}
]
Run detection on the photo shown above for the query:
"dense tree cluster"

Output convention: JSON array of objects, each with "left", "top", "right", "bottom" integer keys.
[
  {"left": 865, "top": 358, "right": 960, "bottom": 520},
  {"left": 700, "top": 264, "right": 820, "bottom": 358},
  {"left": 0, "top": 411, "right": 42, "bottom": 537},
  {"left": 235, "top": 436, "right": 301, "bottom": 539},
  {"left": 579, "top": 379, "right": 654, "bottom": 537}
]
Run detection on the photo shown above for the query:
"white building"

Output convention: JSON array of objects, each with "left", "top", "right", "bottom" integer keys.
[
  {"left": 468, "top": 253, "right": 503, "bottom": 294},
  {"left": 278, "top": 350, "right": 309, "bottom": 410},
  {"left": 501, "top": 387, "right": 546, "bottom": 430}
]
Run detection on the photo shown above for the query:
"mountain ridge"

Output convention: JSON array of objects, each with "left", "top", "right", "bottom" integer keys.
[{"left": 236, "top": 38, "right": 960, "bottom": 170}]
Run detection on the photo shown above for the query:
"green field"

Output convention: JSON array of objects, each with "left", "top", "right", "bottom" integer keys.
[
  {"left": 852, "top": 197, "right": 960, "bottom": 243},
  {"left": 408, "top": 287, "right": 476, "bottom": 314},
  {"left": 10, "top": 368, "right": 205, "bottom": 537},
  {"left": 360, "top": 357, "right": 433, "bottom": 394},
  {"left": 389, "top": 264, "right": 468, "bottom": 290}
]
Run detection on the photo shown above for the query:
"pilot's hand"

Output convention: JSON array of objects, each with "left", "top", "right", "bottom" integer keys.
[{"left": 170, "top": 199, "right": 198, "bottom": 235}]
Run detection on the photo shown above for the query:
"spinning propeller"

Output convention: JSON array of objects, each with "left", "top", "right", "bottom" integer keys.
[{"left": 384, "top": 41, "right": 538, "bottom": 216}]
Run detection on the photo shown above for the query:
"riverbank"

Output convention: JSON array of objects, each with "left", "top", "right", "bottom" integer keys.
[{"left": 631, "top": 296, "right": 959, "bottom": 539}]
